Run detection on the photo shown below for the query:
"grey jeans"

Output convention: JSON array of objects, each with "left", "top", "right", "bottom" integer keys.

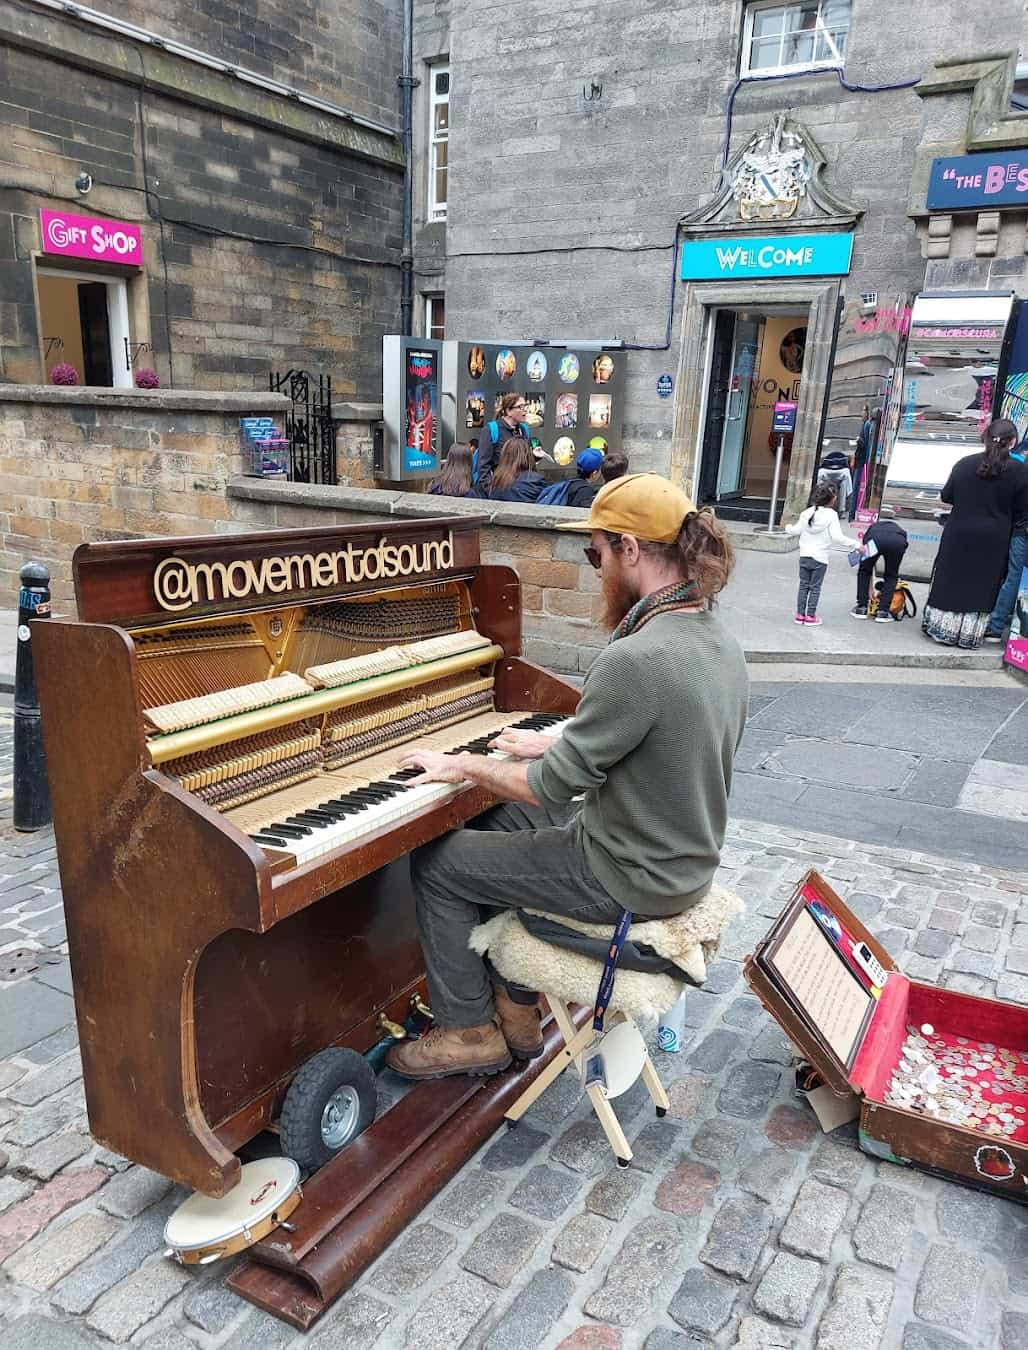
[
  {"left": 412, "top": 799, "right": 624, "bottom": 1028},
  {"left": 797, "top": 558, "right": 828, "bottom": 618}
]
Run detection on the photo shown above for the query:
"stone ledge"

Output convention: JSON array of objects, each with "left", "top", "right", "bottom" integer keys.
[
  {"left": 0, "top": 385, "right": 289, "bottom": 413},
  {"left": 228, "top": 477, "right": 592, "bottom": 530},
  {"left": 334, "top": 402, "right": 384, "bottom": 423},
  {"left": 727, "top": 526, "right": 798, "bottom": 554}
]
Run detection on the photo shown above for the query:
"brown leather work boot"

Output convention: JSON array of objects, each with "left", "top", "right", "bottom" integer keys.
[
  {"left": 494, "top": 984, "right": 544, "bottom": 1060},
  {"left": 386, "top": 1021, "right": 512, "bottom": 1080}
]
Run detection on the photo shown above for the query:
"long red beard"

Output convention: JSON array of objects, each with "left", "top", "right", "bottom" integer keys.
[{"left": 600, "top": 564, "right": 639, "bottom": 633}]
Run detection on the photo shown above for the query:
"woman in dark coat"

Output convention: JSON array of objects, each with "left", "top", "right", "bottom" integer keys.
[
  {"left": 922, "top": 419, "right": 1028, "bottom": 649},
  {"left": 486, "top": 438, "right": 546, "bottom": 503}
]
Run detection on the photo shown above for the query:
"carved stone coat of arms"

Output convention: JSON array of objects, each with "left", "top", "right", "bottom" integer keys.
[{"left": 732, "top": 112, "right": 812, "bottom": 221}]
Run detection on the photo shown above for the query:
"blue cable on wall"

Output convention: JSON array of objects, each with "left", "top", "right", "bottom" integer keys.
[
  {"left": 720, "top": 66, "right": 922, "bottom": 170},
  {"left": 623, "top": 64, "right": 923, "bottom": 352}
]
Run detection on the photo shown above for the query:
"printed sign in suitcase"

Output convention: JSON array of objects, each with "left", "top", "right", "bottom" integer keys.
[{"left": 745, "top": 871, "right": 1028, "bottom": 1203}]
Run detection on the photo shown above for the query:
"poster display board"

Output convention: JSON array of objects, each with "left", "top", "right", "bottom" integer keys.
[
  {"left": 878, "top": 292, "right": 1015, "bottom": 575},
  {"left": 455, "top": 341, "right": 625, "bottom": 469},
  {"left": 381, "top": 336, "right": 443, "bottom": 480}
]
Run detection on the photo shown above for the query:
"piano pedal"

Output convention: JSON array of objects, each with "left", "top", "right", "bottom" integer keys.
[
  {"left": 377, "top": 1014, "right": 408, "bottom": 1041},
  {"left": 410, "top": 993, "right": 434, "bottom": 1028}
]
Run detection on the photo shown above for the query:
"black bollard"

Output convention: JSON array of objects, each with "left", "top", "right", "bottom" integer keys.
[{"left": 13, "top": 561, "right": 53, "bottom": 831}]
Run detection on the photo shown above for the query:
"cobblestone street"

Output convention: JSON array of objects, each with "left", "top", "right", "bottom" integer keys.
[{"left": 1, "top": 692, "right": 1028, "bottom": 1349}]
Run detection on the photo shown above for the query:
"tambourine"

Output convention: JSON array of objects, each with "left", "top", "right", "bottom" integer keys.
[{"left": 163, "top": 1157, "right": 302, "bottom": 1265}]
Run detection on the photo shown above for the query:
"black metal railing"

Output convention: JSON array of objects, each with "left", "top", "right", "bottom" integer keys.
[{"left": 269, "top": 370, "right": 336, "bottom": 485}]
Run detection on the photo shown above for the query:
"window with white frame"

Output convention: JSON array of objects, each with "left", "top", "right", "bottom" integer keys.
[
  {"left": 428, "top": 64, "right": 449, "bottom": 221},
  {"left": 425, "top": 293, "right": 445, "bottom": 341},
  {"left": 741, "top": 1, "right": 850, "bottom": 76}
]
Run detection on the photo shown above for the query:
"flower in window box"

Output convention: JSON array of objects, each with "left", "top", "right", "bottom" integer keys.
[
  {"left": 134, "top": 367, "right": 160, "bottom": 389},
  {"left": 50, "top": 362, "right": 79, "bottom": 386}
]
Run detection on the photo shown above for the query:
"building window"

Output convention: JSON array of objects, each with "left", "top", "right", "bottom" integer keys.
[
  {"left": 741, "top": 1, "right": 850, "bottom": 76},
  {"left": 425, "top": 293, "right": 445, "bottom": 341},
  {"left": 428, "top": 64, "right": 449, "bottom": 221},
  {"left": 1014, "top": 59, "right": 1028, "bottom": 111}
]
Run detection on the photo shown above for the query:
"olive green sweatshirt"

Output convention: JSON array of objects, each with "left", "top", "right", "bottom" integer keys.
[{"left": 526, "top": 609, "right": 748, "bottom": 916}]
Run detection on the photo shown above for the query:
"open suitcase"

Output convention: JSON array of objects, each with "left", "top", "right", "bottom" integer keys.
[{"left": 745, "top": 871, "right": 1028, "bottom": 1202}]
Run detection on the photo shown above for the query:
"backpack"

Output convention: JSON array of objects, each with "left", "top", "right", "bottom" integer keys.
[
  {"left": 536, "top": 479, "right": 572, "bottom": 507},
  {"left": 869, "top": 580, "right": 917, "bottom": 620}
]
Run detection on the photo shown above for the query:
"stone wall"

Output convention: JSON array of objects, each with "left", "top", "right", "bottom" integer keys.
[
  {"left": 0, "top": 1, "right": 403, "bottom": 397},
  {"left": 0, "top": 385, "right": 288, "bottom": 608},
  {"left": 419, "top": 3, "right": 1024, "bottom": 500},
  {"left": 106, "top": 0, "right": 404, "bottom": 123},
  {"left": 228, "top": 479, "right": 607, "bottom": 674}
]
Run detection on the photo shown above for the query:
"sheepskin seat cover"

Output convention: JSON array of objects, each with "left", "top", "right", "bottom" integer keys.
[{"left": 469, "top": 883, "right": 745, "bottom": 1023}]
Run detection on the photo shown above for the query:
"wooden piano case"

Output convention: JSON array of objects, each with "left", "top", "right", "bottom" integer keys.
[
  {"left": 745, "top": 872, "right": 1028, "bottom": 1204},
  {"left": 32, "top": 518, "right": 583, "bottom": 1326}
]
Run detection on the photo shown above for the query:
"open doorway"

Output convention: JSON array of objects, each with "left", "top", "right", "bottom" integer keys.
[
  {"left": 698, "top": 307, "right": 808, "bottom": 520},
  {"left": 36, "top": 268, "right": 133, "bottom": 388}
]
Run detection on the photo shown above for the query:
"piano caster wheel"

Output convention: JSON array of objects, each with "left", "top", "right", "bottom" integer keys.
[
  {"left": 279, "top": 1048, "right": 377, "bottom": 1173},
  {"left": 655, "top": 1106, "right": 667, "bottom": 1118},
  {"left": 616, "top": 1156, "right": 631, "bottom": 1170}
]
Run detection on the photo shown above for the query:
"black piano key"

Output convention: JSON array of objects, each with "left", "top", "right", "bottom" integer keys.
[
  {"left": 308, "top": 803, "right": 350, "bottom": 820},
  {"left": 292, "top": 811, "right": 336, "bottom": 826},
  {"left": 323, "top": 798, "right": 369, "bottom": 814},
  {"left": 269, "top": 822, "right": 311, "bottom": 839},
  {"left": 250, "top": 833, "right": 289, "bottom": 848},
  {"left": 389, "top": 769, "right": 421, "bottom": 780}
]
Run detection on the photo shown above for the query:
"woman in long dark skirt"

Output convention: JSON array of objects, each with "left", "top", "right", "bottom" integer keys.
[{"left": 922, "top": 419, "right": 1028, "bottom": 649}]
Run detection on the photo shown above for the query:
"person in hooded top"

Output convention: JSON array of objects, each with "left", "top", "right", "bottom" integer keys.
[{"left": 564, "top": 448, "right": 607, "bottom": 509}]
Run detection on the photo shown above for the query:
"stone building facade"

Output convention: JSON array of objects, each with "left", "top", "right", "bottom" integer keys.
[
  {"left": 411, "top": 1, "right": 1028, "bottom": 519},
  {"left": 0, "top": 0, "right": 404, "bottom": 399}
]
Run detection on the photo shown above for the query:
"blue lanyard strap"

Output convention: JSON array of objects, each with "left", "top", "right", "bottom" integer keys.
[{"left": 593, "top": 908, "right": 633, "bottom": 1034}]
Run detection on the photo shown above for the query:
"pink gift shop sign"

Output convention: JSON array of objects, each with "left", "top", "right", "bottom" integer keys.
[{"left": 39, "top": 210, "right": 142, "bottom": 265}]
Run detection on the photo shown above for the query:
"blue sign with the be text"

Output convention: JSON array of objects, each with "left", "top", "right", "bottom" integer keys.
[
  {"left": 927, "top": 151, "right": 1028, "bottom": 211},
  {"left": 680, "top": 232, "right": 853, "bottom": 281}
]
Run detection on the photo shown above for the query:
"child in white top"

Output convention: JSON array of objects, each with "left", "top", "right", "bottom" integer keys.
[{"left": 784, "top": 482, "right": 859, "bottom": 625}]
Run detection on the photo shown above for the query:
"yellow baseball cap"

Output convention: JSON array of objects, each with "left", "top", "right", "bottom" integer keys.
[{"left": 557, "top": 471, "right": 695, "bottom": 543}]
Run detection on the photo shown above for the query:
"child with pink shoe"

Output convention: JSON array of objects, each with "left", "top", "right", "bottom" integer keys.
[{"left": 784, "top": 482, "right": 859, "bottom": 626}]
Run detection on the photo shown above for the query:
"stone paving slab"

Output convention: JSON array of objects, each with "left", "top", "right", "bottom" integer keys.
[{"left": 0, "top": 820, "right": 1026, "bottom": 1349}]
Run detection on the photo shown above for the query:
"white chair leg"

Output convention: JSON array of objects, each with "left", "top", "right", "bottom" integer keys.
[
  {"left": 586, "top": 1082, "right": 633, "bottom": 1167},
  {"left": 504, "top": 1016, "right": 594, "bottom": 1124},
  {"left": 548, "top": 999, "right": 584, "bottom": 1064},
  {"left": 640, "top": 1052, "right": 671, "bottom": 1114}
]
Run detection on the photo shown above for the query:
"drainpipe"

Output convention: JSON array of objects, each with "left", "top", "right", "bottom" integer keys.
[{"left": 398, "top": 0, "right": 415, "bottom": 336}]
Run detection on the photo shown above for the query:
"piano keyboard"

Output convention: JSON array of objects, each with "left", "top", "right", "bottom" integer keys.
[{"left": 226, "top": 712, "right": 569, "bottom": 867}]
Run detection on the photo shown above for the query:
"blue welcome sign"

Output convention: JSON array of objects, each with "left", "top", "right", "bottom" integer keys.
[
  {"left": 680, "top": 232, "right": 853, "bottom": 281},
  {"left": 927, "top": 151, "right": 1028, "bottom": 211}
]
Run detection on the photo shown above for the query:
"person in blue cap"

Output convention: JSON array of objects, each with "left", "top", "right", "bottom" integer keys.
[{"left": 565, "top": 446, "right": 607, "bottom": 508}]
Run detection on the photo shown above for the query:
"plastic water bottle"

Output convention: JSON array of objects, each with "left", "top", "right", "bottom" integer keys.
[{"left": 657, "top": 992, "right": 687, "bottom": 1053}]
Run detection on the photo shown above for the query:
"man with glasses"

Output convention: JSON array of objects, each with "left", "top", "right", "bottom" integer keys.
[
  {"left": 476, "top": 392, "right": 533, "bottom": 488},
  {"left": 387, "top": 473, "right": 749, "bottom": 1080}
]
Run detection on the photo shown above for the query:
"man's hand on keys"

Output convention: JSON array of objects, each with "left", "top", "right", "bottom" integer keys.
[
  {"left": 488, "top": 727, "right": 553, "bottom": 760},
  {"left": 397, "top": 749, "right": 471, "bottom": 784}
]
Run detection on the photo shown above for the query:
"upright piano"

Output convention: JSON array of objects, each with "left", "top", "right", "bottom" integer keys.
[{"left": 32, "top": 517, "right": 581, "bottom": 1323}]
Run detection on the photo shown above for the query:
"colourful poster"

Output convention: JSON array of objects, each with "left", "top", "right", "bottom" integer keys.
[
  {"left": 1004, "top": 564, "right": 1028, "bottom": 673},
  {"left": 404, "top": 347, "right": 440, "bottom": 473}
]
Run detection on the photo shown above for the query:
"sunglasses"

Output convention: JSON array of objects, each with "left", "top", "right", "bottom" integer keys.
[{"left": 583, "top": 534, "right": 622, "bottom": 570}]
